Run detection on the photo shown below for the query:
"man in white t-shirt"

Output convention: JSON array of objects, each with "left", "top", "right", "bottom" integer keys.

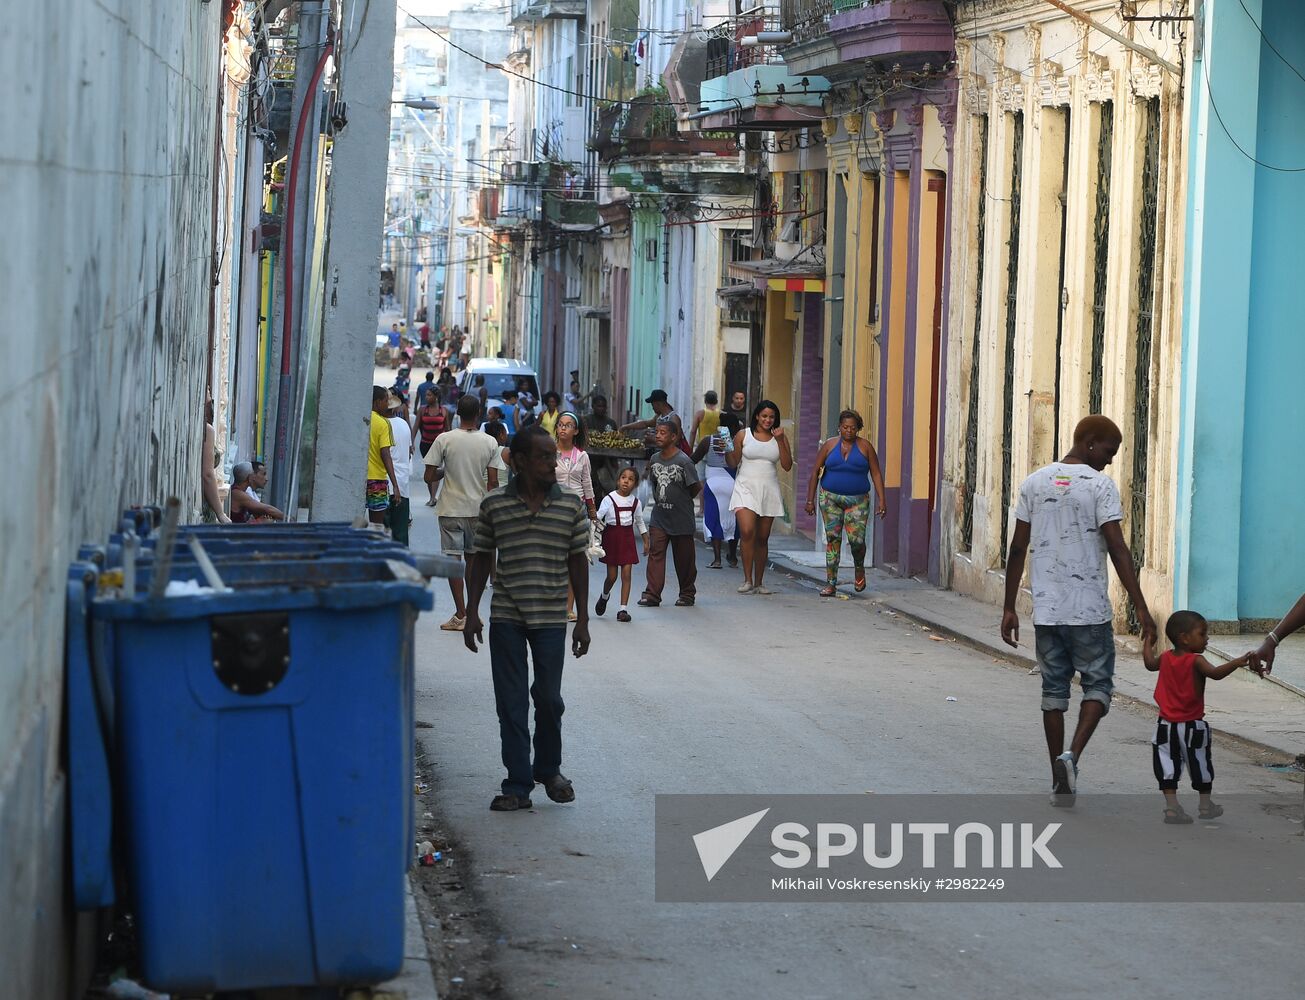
[
  {"left": 424, "top": 394, "right": 507, "bottom": 631},
  {"left": 386, "top": 390, "right": 415, "bottom": 545},
  {"left": 1001, "top": 415, "right": 1156, "bottom": 807}
]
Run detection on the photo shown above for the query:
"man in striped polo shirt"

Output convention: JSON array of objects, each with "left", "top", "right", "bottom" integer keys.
[{"left": 463, "top": 425, "right": 592, "bottom": 811}]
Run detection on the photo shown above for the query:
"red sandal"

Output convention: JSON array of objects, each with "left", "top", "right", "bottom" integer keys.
[{"left": 854, "top": 572, "right": 867, "bottom": 592}]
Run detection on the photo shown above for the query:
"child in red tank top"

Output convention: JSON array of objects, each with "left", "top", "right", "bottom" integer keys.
[{"left": 1142, "top": 611, "right": 1260, "bottom": 825}]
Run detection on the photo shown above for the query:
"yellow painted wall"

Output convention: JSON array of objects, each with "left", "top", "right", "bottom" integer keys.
[
  {"left": 763, "top": 287, "right": 798, "bottom": 519},
  {"left": 883, "top": 171, "right": 911, "bottom": 489},
  {"left": 912, "top": 173, "right": 941, "bottom": 501},
  {"left": 851, "top": 172, "right": 880, "bottom": 437}
]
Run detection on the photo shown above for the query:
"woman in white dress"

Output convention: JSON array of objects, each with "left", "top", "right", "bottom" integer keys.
[{"left": 727, "top": 400, "right": 792, "bottom": 594}]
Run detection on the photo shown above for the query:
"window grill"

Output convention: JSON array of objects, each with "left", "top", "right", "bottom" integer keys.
[
  {"left": 1089, "top": 102, "right": 1114, "bottom": 414},
  {"left": 1128, "top": 96, "right": 1161, "bottom": 632},
  {"left": 961, "top": 115, "right": 989, "bottom": 552},
  {"left": 999, "top": 112, "right": 1024, "bottom": 567},
  {"left": 1052, "top": 108, "right": 1071, "bottom": 457}
]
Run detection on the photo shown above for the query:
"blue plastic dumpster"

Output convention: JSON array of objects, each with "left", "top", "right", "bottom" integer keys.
[{"left": 69, "top": 532, "right": 438, "bottom": 993}]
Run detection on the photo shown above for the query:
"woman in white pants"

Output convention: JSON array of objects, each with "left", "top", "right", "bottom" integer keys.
[
  {"left": 691, "top": 411, "right": 742, "bottom": 568},
  {"left": 728, "top": 400, "right": 792, "bottom": 594}
]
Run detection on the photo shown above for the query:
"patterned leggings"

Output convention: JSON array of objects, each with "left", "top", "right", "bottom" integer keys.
[{"left": 818, "top": 489, "right": 870, "bottom": 583}]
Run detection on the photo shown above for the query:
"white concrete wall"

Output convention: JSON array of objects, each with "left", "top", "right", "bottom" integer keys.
[
  {"left": 0, "top": 3, "right": 221, "bottom": 993},
  {"left": 311, "top": 0, "right": 400, "bottom": 521}
]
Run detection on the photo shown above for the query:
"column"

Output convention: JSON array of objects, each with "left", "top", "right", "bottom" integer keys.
[
  {"left": 308, "top": 0, "right": 399, "bottom": 521},
  {"left": 895, "top": 103, "right": 927, "bottom": 577}
]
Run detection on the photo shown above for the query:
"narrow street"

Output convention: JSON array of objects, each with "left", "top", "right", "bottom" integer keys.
[{"left": 401, "top": 497, "right": 1305, "bottom": 1000}]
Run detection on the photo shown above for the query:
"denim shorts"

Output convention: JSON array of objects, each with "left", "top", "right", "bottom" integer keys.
[{"left": 1034, "top": 623, "right": 1116, "bottom": 714}]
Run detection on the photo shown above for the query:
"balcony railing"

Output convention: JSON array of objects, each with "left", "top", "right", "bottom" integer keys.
[
  {"left": 704, "top": 5, "right": 783, "bottom": 81},
  {"left": 592, "top": 96, "right": 738, "bottom": 162},
  {"left": 780, "top": 0, "right": 875, "bottom": 43},
  {"left": 778, "top": 0, "right": 954, "bottom": 76}
]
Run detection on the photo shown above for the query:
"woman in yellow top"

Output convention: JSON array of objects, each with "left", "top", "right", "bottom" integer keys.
[
  {"left": 367, "top": 385, "right": 401, "bottom": 526},
  {"left": 689, "top": 390, "right": 721, "bottom": 446},
  {"left": 538, "top": 390, "right": 563, "bottom": 436}
]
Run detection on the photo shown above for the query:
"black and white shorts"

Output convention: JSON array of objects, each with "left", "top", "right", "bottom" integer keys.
[{"left": 1151, "top": 717, "right": 1214, "bottom": 793}]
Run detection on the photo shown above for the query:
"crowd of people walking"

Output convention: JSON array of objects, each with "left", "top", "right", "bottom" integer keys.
[
  {"left": 368, "top": 366, "right": 905, "bottom": 811},
  {"left": 369, "top": 359, "right": 1281, "bottom": 824},
  {"left": 383, "top": 372, "right": 894, "bottom": 618}
]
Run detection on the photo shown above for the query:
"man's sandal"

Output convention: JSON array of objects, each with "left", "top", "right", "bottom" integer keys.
[
  {"left": 1199, "top": 802, "right": 1224, "bottom": 819},
  {"left": 1163, "top": 806, "right": 1194, "bottom": 825},
  {"left": 537, "top": 774, "right": 575, "bottom": 803}
]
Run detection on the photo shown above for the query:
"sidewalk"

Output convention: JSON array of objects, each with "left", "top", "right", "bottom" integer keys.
[
  {"left": 765, "top": 536, "right": 1305, "bottom": 763},
  {"left": 1209, "top": 631, "right": 1305, "bottom": 698}
]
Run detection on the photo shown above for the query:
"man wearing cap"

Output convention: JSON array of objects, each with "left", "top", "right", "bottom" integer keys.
[
  {"left": 639, "top": 416, "right": 701, "bottom": 608},
  {"left": 621, "top": 389, "right": 686, "bottom": 453}
]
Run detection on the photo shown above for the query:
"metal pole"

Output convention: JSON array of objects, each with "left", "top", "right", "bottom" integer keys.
[
  {"left": 1038, "top": 0, "right": 1182, "bottom": 76},
  {"left": 147, "top": 499, "right": 183, "bottom": 601},
  {"left": 270, "top": 1, "right": 328, "bottom": 514},
  {"left": 187, "top": 536, "right": 231, "bottom": 593}
]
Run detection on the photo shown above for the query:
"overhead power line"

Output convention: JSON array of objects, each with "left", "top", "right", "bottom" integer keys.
[
  {"left": 1201, "top": 54, "right": 1305, "bottom": 173},
  {"left": 395, "top": 3, "right": 832, "bottom": 110}
]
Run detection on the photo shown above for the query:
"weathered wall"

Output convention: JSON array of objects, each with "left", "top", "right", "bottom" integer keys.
[
  {"left": 0, "top": 2, "right": 220, "bottom": 993},
  {"left": 943, "top": 4, "right": 1187, "bottom": 626}
]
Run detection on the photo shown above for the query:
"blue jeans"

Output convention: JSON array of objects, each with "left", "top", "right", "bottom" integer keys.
[
  {"left": 489, "top": 622, "right": 567, "bottom": 798},
  {"left": 1034, "top": 623, "right": 1116, "bottom": 714}
]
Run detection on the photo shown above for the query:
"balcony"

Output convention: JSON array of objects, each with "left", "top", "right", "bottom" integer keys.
[
  {"left": 690, "top": 6, "right": 829, "bottom": 132},
  {"left": 510, "top": 0, "right": 584, "bottom": 25},
  {"left": 591, "top": 96, "right": 739, "bottom": 163},
  {"left": 778, "top": 0, "right": 954, "bottom": 78}
]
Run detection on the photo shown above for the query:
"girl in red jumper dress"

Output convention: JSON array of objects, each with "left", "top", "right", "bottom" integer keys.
[{"left": 594, "top": 467, "right": 649, "bottom": 622}]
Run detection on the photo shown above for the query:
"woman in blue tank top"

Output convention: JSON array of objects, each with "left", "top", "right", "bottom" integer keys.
[{"left": 804, "top": 409, "right": 887, "bottom": 596}]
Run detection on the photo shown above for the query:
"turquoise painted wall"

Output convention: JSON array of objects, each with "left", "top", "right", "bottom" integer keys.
[
  {"left": 1178, "top": 0, "right": 1305, "bottom": 621},
  {"left": 1238, "top": 0, "right": 1305, "bottom": 616},
  {"left": 626, "top": 206, "right": 664, "bottom": 420}
]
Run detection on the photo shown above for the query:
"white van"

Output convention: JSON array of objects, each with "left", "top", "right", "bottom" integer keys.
[{"left": 456, "top": 358, "right": 541, "bottom": 427}]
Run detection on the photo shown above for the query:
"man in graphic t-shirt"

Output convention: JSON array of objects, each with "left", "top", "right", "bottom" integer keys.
[
  {"left": 1001, "top": 415, "right": 1156, "bottom": 808},
  {"left": 638, "top": 416, "right": 701, "bottom": 608}
]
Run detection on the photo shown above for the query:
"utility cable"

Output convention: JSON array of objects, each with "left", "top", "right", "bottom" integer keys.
[
  {"left": 395, "top": 3, "right": 833, "bottom": 109},
  {"left": 1237, "top": 0, "right": 1305, "bottom": 89},
  {"left": 1201, "top": 52, "right": 1305, "bottom": 172}
]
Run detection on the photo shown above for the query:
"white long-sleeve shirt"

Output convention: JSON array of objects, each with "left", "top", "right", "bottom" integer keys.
[{"left": 596, "top": 492, "right": 648, "bottom": 535}]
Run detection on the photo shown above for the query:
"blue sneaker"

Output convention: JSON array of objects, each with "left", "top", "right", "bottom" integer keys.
[{"left": 1051, "top": 752, "right": 1077, "bottom": 807}]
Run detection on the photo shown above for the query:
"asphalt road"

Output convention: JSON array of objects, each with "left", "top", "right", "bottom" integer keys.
[{"left": 401, "top": 470, "right": 1305, "bottom": 1000}]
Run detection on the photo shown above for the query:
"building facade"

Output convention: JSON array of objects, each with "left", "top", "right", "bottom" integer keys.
[
  {"left": 777, "top": 0, "right": 956, "bottom": 568},
  {"left": 938, "top": 2, "right": 1188, "bottom": 625}
]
